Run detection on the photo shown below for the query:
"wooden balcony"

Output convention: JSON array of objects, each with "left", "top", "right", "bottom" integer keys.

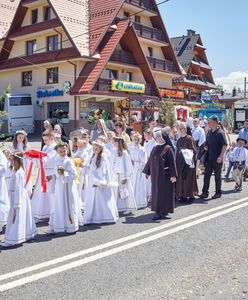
[
  {"left": 133, "top": 22, "right": 166, "bottom": 44},
  {"left": 93, "top": 78, "right": 157, "bottom": 96},
  {"left": 125, "top": 0, "right": 156, "bottom": 12},
  {"left": 110, "top": 49, "right": 137, "bottom": 66},
  {"left": 147, "top": 56, "right": 177, "bottom": 73}
]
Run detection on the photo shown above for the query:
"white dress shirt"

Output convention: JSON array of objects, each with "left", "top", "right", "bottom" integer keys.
[
  {"left": 233, "top": 147, "right": 248, "bottom": 167},
  {"left": 192, "top": 126, "right": 206, "bottom": 147}
]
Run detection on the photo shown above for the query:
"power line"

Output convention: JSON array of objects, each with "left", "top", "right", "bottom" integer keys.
[{"left": 0, "top": 0, "right": 171, "bottom": 78}]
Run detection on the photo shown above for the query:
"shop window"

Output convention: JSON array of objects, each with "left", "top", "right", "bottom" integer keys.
[
  {"left": 124, "top": 11, "right": 130, "bottom": 18},
  {"left": 31, "top": 9, "right": 38, "bottom": 24},
  {"left": 148, "top": 47, "right": 153, "bottom": 57},
  {"left": 125, "top": 72, "right": 133, "bottom": 82},
  {"left": 22, "top": 71, "right": 32, "bottom": 87},
  {"left": 47, "top": 35, "right": 59, "bottom": 52},
  {"left": 47, "top": 67, "right": 59, "bottom": 84},
  {"left": 26, "top": 40, "right": 36, "bottom": 56},
  {"left": 101, "top": 69, "right": 118, "bottom": 80},
  {"left": 44, "top": 6, "right": 52, "bottom": 21},
  {"left": 48, "top": 102, "right": 69, "bottom": 124},
  {"left": 135, "top": 15, "right": 141, "bottom": 23}
]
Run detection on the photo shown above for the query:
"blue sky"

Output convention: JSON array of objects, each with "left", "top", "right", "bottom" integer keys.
[{"left": 158, "top": 0, "right": 248, "bottom": 90}]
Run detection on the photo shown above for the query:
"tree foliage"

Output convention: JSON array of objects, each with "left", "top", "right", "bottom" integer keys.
[{"left": 159, "top": 98, "right": 175, "bottom": 127}]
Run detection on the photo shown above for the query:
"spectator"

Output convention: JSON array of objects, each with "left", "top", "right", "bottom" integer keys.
[
  {"left": 238, "top": 119, "right": 248, "bottom": 149},
  {"left": 115, "top": 121, "right": 130, "bottom": 144}
]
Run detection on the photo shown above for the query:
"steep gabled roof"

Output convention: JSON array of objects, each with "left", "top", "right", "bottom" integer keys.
[
  {"left": 0, "top": 0, "right": 21, "bottom": 39},
  {"left": 89, "top": 0, "right": 124, "bottom": 56}
]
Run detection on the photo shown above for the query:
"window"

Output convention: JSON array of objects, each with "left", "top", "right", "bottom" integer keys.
[
  {"left": 47, "top": 35, "right": 59, "bottom": 52},
  {"left": 135, "top": 15, "right": 141, "bottom": 23},
  {"left": 47, "top": 67, "right": 59, "bottom": 84},
  {"left": 148, "top": 47, "right": 153, "bottom": 57},
  {"left": 26, "top": 40, "right": 36, "bottom": 56},
  {"left": 22, "top": 71, "right": 32, "bottom": 86},
  {"left": 48, "top": 102, "right": 69, "bottom": 121},
  {"left": 101, "top": 69, "right": 118, "bottom": 80},
  {"left": 31, "top": 9, "right": 38, "bottom": 24},
  {"left": 44, "top": 6, "right": 52, "bottom": 21},
  {"left": 124, "top": 11, "right": 130, "bottom": 18},
  {"left": 9, "top": 97, "right": 32, "bottom": 106},
  {"left": 125, "top": 72, "right": 133, "bottom": 82}
]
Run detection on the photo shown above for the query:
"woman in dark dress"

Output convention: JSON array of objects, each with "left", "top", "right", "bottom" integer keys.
[{"left": 143, "top": 128, "right": 177, "bottom": 221}]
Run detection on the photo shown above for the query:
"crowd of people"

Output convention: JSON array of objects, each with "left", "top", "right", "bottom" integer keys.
[{"left": 0, "top": 116, "right": 248, "bottom": 247}]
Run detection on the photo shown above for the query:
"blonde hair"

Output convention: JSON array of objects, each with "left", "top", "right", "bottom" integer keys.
[{"left": 77, "top": 139, "right": 87, "bottom": 147}]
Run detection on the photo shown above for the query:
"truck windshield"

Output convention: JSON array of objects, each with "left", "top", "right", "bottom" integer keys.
[{"left": 9, "top": 97, "right": 32, "bottom": 106}]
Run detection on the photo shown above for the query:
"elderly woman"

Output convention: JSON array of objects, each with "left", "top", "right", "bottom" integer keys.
[
  {"left": 90, "top": 119, "right": 108, "bottom": 142},
  {"left": 143, "top": 128, "right": 177, "bottom": 221},
  {"left": 176, "top": 122, "right": 198, "bottom": 203}
]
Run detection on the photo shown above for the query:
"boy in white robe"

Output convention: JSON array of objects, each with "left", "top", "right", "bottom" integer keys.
[
  {"left": 84, "top": 140, "right": 119, "bottom": 224},
  {"left": 31, "top": 130, "right": 57, "bottom": 222},
  {"left": 1, "top": 153, "right": 37, "bottom": 247},
  {"left": 0, "top": 149, "right": 10, "bottom": 232},
  {"left": 49, "top": 143, "right": 81, "bottom": 234},
  {"left": 129, "top": 133, "right": 147, "bottom": 209}
]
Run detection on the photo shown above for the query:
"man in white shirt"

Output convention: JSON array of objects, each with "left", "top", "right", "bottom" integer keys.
[
  {"left": 192, "top": 118, "right": 206, "bottom": 177},
  {"left": 186, "top": 112, "right": 194, "bottom": 130}
]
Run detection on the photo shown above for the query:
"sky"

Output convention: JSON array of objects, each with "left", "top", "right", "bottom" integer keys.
[{"left": 158, "top": 0, "right": 248, "bottom": 92}]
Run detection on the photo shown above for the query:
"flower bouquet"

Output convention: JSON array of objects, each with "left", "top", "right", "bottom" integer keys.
[{"left": 57, "top": 166, "right": 65, "bottom": 176}]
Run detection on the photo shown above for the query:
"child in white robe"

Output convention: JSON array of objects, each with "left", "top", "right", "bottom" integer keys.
[
  {"left": 72, "top": 139, "right": 90, "bottom": 209},
  {"left": 2, "top": 148, "right": 13, "bottom": 194},
  {"left": 129, "top": 133, "right": 147, "bottom": 209},
  {"left": 31, "top": 130, "right": 57, "bottom": 222},
  {"left": 112, "top": 137, "right": 137, "bottom": 214},
  {"left": 10, "top": 130, "right": 33, "bottom": 196},
  {"left": 1, "top": 153, "right": 37, "bottom": 247},
  {"left": 50, "top": 142, "right": 81, "bottom": 234},
  {"left": 0, "top": 150, "right": 10, "bottom": 232},
  {"left": 84, "top": 140, "right": 119, "bottom": 224},
  {"left": 143, "top": 129, "right": 156, "bottom": 203}
]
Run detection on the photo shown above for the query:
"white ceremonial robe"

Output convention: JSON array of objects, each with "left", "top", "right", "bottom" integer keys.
[
  {"left": 0, "top": 151, "right": 10, "bottom": 231},
  {"left": 31, "top": 142, "right": 57, "bottom": 220},
  {"left": 10, "top": 143, "right": 32, "bottom": 196},
  {"left": 5, "top": 161, "right": 13, "bottom": 195},
  {"left": 73, "top": 150, "right": 90, "bottom": 209},
  {"left": 51, "top": 156, "right": 81, "bottom": 233},
  {"left": 84, "top": 155, "right": 119, "bottom": 224},
  {"left": 3, "top": 168, "right": 37, "bottom": 246},
  {"left": 144, "top": 139, "right": 156, "bottom": 201},
  {"left": 113, "top": 149, "right": 137, "bottom": 212},
  {"left": 129, "top": 145, "right": 147, "bottom": 209}
]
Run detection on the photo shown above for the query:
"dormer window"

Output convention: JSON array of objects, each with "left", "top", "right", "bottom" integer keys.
[
  {"left": 31, "top": 9, "right": 38, "bottom": 24},
  {"left": 26, "top": 40, "right": 36, "bottom": 56},
  {"left": 47, "top": 35, "right": 59, "bottom": 52},
  {"left": 44, "top": 6, "right": 51, "bottom": 21}
]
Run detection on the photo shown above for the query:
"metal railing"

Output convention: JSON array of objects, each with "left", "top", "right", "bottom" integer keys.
[
  {"left": 133, "top": 22, "right": 166, "bottom": 43},
  {"left": 110, "top": 49, "right": 137, "bottom": 66},
  {"left": 147, "top": 56, "right": 177, "bottom": 73}
]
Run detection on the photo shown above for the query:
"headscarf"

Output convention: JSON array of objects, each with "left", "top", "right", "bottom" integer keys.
[
  {"left": 97, "top": 119, "right": 108, "bottom": 137},
  {"left": 161, "top": 129, "right": 174, "bottom": 151}
]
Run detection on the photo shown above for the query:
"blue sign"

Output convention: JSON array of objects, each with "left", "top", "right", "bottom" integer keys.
[{"left": 37, "top": 89, "right": 64, "bottom": 98}]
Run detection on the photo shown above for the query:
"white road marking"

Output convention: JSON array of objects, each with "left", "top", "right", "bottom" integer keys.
[
  {"left": 0, "top": 197, "right": 247, "bottom": 284},
  {"left": 0, "top": 198, "right": 248, "bottom": 292}
]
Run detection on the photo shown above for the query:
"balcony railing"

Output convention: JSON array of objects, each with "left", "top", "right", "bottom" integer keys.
[
  {"left": 125, "top": 0, "right": 156, "bottom": 12},
  {"left": 147, "top": 56, "right": 177, "bottom": 73},
  {"left": 110, "top": 49, "right": 137, "bottom": 66},
  {"left": 93, "top": 78, "right": 157, "bottom": 96},
  {"left": 133, "top": 22, "right": 166, "bottom": 43}
]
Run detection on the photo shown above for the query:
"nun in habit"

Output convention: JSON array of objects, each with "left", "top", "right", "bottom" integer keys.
[{"left": 143, "top": 128, "right": 177, "bottom": 221}]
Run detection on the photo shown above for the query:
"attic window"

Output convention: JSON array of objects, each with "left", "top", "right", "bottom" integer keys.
[
  {"left": 31, "top": 9, "right": 38, "bottom": 24},
  {"left": 124, "top": 11, "right": 130, "bottom": 18},
  {"left": 44, "top": 6, "right": 51, "bottom": 21}
]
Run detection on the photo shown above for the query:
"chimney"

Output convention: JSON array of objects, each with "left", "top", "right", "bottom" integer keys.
[{"left": 187, "top": 29, "right": 196, "bottom": 38}]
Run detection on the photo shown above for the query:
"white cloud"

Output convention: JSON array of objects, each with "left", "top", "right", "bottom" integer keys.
[{"left": 215, "top": 71, "right": 248, "bottom": 92}]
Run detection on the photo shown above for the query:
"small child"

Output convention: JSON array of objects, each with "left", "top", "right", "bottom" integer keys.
[
  {"left": 106, "top": 131, "right": 116, "bottom": 154},
  {"left": 1, "top": 153, "right": 37, "bottom": 247},
  {"left": 232, "top": 138, "right": 248, "bottom": 192},
  {"left": 50, "top": 143, "right": 81, "bottom": 234},
  {"left": 97, "top": 135, "right": 111, "bottom": 159},
  {"left": 225, "top": 141, "right": 236, "bottom": 180}
]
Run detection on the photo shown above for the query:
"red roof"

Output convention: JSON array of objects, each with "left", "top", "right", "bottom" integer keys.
[{"left": 71, "top": 19, "right": 129, "bottom": 95}]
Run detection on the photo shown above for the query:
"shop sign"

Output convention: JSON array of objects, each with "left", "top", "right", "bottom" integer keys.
[
  {"left": 236, "top": 110, "right": 246, "bottom": 122},
  {"left": 160, "top": 88, "right": 184, "bottom": 99},
  {"left": 37, "top": 89, "right": 64, "bottom": 98},
  {"left": 202, "top": 103, "right": 225, "bottom": 109},
  {"left": 111, "top": 80, "right": 145, "bottom": 94}
]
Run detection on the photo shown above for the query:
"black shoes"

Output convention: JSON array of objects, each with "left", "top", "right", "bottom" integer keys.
[
  {"left": 211, "top": 193, "right": 222, "bottom": 199},
  {"left": 198, "top": 193, "right": 208, "bottom": 199},
  {"left": 152, "top": 213, "right": 168, "bottom": 221}
]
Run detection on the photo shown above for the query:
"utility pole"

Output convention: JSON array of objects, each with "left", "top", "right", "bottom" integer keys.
[{"left": 244, "top": 77, "right": 247, "bottom": 99}]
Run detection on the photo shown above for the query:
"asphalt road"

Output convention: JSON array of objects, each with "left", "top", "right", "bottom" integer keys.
[{"left": 0, "top": 138, "right": 248, "bottom": 300}]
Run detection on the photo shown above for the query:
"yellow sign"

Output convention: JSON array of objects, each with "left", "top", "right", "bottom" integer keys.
[{"left": 111, "top": 80, "right": 145, "bottom": 94}]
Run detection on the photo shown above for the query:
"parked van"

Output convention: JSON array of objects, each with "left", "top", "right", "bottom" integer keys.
[{"left": 0, "top": 93, "right": 34, "bottom": 137}]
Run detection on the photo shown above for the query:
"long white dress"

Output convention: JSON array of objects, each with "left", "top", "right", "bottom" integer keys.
[
  {"left": 2, "top": 168, "right": 37, "bottom": 246},
  {"left": 129, "top": 145, "right": 147, "bottom": 209},
  {"left": 0, "top": 150, "right": 10, "bottom": 231},
  {"left": 113, "top": 149, "right": 137, "bottom": 212},
  {"left": 31, "top": 142, "right": 57, "bottom": 220},
  {"left": 72, "top": 150, "right": 90, "bottom": 209},
  {"left": 50, "top": 156, "right": 81, "bottom": 233},
  {"left": 10, "top": 143, "right": 32, "bottom": 196},
  {"left": 144, "top": 139, "right": 156, "bottom": 201},
  {"left": 84, "top": 155, "right": 119, "bottom": 224}
]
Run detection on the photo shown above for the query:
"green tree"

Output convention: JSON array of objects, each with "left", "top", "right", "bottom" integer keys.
[
  {"left": 0, "top": 85, "right": 11, "bottom": 140},
  {"left": 159, "top": 98, "right": 175, "bottom": 126}
]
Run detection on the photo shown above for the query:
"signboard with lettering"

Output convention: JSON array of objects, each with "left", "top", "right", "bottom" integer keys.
[
  {"left": 37, "top": 89, "right": 64, "bottom": 98},
  {"left": 160, "top": 88, "right": 185, "bottom": 99},
  {"left": 111, "top": 80, "right": 145, "bottom": 94}
]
